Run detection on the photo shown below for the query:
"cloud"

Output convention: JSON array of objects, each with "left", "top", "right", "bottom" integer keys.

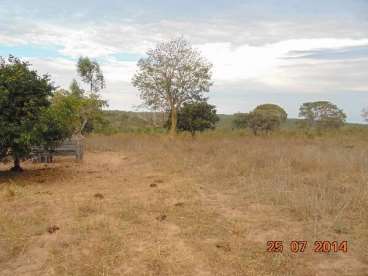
[
  {"left": 1, "top": 0, "right": 368, "bottom": 122},
  {"left": 101, "top": 59, "right": 137, "bottom": 82},
  {"left": 197, "top": 38, "right": 368, "bottom": 83},
  {"left": 28, "top": 57, "right": 76, "bottom": 88},
  {"left": 27, "top": 56, "right": 139, "bottom": 110},
  {"left": 286, "top": 45, "right": 368, "bottom": 61},
  {"left": 2, "top": 16, "right": 368, "bottom": 57},
  {"left": 262, "top": 58, "right": 368, "bottom": 93}
]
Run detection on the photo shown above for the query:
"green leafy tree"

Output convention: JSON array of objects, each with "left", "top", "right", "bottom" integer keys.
[
  {"left": 78, "top": 93, "right": 108, "bottom": 133},
  {"left": 299, "top": 101, "right": 346, "bottom": 130},
  {"left": 0, "top": 56, "right": 54, "bottom": 171},
  {"left": 166, "top": 102, "right": 219, "bottom": 136},
  {"left": 254, "top": 104, "right": 287, "bottom": 122},
  {"left": 51, "top": 87, "right": 107, "bottom": 135},
  {"left": 132, "top": 38, "right": 213, "bottom": 136},
  {"left": 32, "top": 106, "right": 72, "bottom": 152},
  {"left": 0, "top": 119, "right": 8, "bottom": 160},
  {"left": 233, "top": 113, "right": 249, "bottom": 129},
  {"left": 77, "top": 57, "right": 105, "bottom": 94},
  {"left": 70, "top": 79, "right": 84, "bottom": 97},
  {"left": 247, "top": 104, "right": 288, "bottom": 135}
]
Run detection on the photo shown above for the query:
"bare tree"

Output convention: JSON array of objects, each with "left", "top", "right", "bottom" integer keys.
[{"left": 132, "top": 38, "right": 213, "bottom": 135}]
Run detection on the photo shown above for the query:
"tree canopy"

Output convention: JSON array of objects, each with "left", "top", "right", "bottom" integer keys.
[
  {"left": 77, "top": 57, "right": 105, "bottom": 94},
  {"left": 253, "top": 104, "right": 287, "bottom": 122},
  {"left": 51, "top": 83, "right": 107, "bottom": 135},
  {"left": 234, "top": 104, "right": 288, "bottom": 135},
  {"left": 167, "top": 102, "right": 219, "bottom": 136},
  {"left": 0, "top": 56, "right": 108, "bottom": 171},
  {"left": 0, "top": 56, "right": 54, "bottom": 170},
  {"left": 299, "top": 101, "right": 346, "bottom": 130},
  {"left": 132, "top": 38, "right": 213, "bottom": 135},
  {"left": 232, "top": 113, "right": 249, "bottom": 129}
]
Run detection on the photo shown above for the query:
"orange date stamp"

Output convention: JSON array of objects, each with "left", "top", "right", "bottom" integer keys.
[{"left": 266, "top": 241, "right": 348, "bottom": 253}]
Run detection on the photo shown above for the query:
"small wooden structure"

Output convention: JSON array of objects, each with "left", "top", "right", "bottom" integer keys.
[{"left": 31, "top": 139, "right": 84, "bottom": 163}]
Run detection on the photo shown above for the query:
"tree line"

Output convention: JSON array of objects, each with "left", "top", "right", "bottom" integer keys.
[
  {"left": 233, "top": 101, "right": 347, "bottom": 135},
  {"left": 0, "top": 37, "right": 366, "bottom": 171},
  {"left": 132, "top": 37, "right": 352, "bottom": 136}
]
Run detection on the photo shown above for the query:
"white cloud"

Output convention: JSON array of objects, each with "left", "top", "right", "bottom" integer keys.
[
  {"left": 27, "top": 57, "right": 139, "bottom": 110},
  {"left": 197, "top": 38, "right": 368, "bottom": 83},
  {"left": 2, "top": 16, "right": 368, "bottom": 120},
  {"left": 25, "top": 35, "right": 368, "bottom": 110},
  {"left": 261, "top": 58, "right": 368, "bottom": 93},
  {"left": 102, "top": 59, "right": 137, "bottom": 82},
  {"left": 2, "top": 17, "right": 368, "bottom": 57},
  {"left": 28, "top": 57, "right": 76, "bottom": 88}
]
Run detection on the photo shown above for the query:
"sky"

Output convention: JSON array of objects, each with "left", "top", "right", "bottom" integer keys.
[{"left": 1, "top": 0, "right": 368, "bottom": 122}]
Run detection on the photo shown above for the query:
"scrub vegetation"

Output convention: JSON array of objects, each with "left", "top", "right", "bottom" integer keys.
[
  {"left": 1, "top": 38, "right": 368, "bottom": 275},
  {"left": 1, "top": 133, "right": 368, "bottom": 275}
]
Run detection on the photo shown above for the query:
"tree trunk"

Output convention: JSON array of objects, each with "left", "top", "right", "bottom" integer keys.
[
  {"left": 79, "top": 118, "right": 88, "bottom": 134},
  {"left": 11, "top": 157, "right": 23, "bottom": 172},
  {"left": 170, "top": 107, "right": 177, "bottom": 136}
]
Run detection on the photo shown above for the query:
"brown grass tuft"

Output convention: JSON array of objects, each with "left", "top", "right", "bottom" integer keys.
[{"left": 0, "top": 133, "right": 367, "bottom": 275}]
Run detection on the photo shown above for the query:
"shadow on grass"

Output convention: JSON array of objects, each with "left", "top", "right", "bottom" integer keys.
[{"left": 0, "top": 161, "right": 75, "bottom": 186}]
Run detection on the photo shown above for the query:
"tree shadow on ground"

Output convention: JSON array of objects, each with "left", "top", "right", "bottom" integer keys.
[{"left": 0, "top": 161, "right": 74, "bottom": 186}]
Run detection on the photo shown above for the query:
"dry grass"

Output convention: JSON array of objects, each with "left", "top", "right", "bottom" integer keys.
[{"left": 0, "top": 133, "right": 367, "bottom": 275}]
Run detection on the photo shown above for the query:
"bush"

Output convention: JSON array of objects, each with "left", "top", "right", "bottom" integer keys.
[
  {"left": 167, "top": 102, "right": 220, "bottom": 136},
  {"left": 236, "top": 104, "right": 288, "bottom": 135}
]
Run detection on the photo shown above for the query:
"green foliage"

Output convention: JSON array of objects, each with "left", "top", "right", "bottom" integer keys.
[
  {"left": 70, "top": 79, "right": 84, "bottom": 97},
  {"left": 77, "top": 57, "right": 105, "bottom": 93},
  {"left": 254, "top": 104, "right": 288, "bottom": 122},
  {"left": 98, "top": 111, "right": 165, "bottom": 133},
  {"left": 247, "top": 112, "right": 276, "bottom": 135},
  {"left": 166, "top": 102, "right": 219, "bottom": 136},
  {"left": 0, "top": 57, "right": 107, "bottom": 171},
  {"left": 96, "top": 110, "right": 366, "bottom": 137},
  {"left": 299, "top": 101, "right": 346, "bottom": 131},
  {"left": 235, "top": 104, "right": 288, "bottom": 135},
  {"left": 0, "top": 56, "right": 54, "bottom": 169},
  {"left": 52, "top": 85, "right": 107, "bottom": 135},
  {"left": 32, "top": 107, "right": 72, "bottom": 151},
  {"left": 132, "top": 38, "right": 213, "bottom": 134},
  {"left": 232, "top": 113, "right": 249, "bottom": 129}
]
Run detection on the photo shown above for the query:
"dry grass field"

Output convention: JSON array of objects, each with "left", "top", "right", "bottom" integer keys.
[{"left": 0, "top": 133, "right": 368, "bottom": 275}]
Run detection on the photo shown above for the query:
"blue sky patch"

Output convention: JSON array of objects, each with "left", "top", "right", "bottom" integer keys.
[
  {"left": 110, "top": 52, "right": 143, "bottom": 62},
  {"left": 0, "top": 44, "right": 64, "bottom": 59}
]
